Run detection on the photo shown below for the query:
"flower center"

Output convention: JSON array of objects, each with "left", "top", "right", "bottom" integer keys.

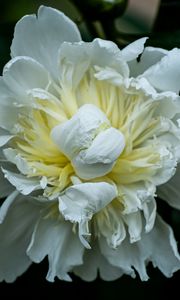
[{"left": 51, "top": 104, "right": 125, "bottom": 180}]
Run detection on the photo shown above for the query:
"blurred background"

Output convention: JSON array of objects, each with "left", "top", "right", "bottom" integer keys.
[{"left": 0, "top": 0, "right": 179, "bottom": 298}]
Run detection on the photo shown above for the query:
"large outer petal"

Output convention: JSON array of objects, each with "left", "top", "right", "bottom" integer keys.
[
  {"left": 2, "top": 56, "right": 49, "bottom": 105},
  {"left": 142, "top": 215, "right": 180, "bottom": 276},
  {"left": 0, "top": 57, "right": 49, "bottom": 131},
  {"left": 142, "top": 48, "right": 180, "bottom": 93},
  {"left": 74, "top": 243, "right": 123, "bottom": 281},
  {"left": 0, "top": 194, "right": 40, "bottom": 282},
  {"left": 100, "top": 215, "right": 180, "bottom": 280},
  {"left": 27, "top": 215, "right": 84, "bottom": 282},
  {"left": 11, "top": 6, "right": 81, "bottom": 79},
  {"left": 157, "top": 164, "right": 180, "bottom": 209}
]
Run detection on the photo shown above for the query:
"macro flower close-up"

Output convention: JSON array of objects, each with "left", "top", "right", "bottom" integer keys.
[{"left": 0, "top": 5, "right": 180, "bottom": 283}]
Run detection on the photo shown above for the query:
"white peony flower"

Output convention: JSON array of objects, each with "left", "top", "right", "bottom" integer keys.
[{"left": 0, "top": 6, "right": 180, "bottom": 282}]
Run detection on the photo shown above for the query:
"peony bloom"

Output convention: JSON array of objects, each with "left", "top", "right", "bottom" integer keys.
[{"left": 0, "top": 6, "right": 180, "bottom": 282}]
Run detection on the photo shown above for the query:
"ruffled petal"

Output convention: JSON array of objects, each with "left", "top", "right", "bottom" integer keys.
[
  {"left": 142, "top": 198, "right": 156, "bottom": 232},
  {"left": 99, "top": 235, "right": 148, "bottom": 280},
  {"left": 2, "top": 168, "right": 47, "bottom": 195},
  {"left": 142, "top": 215, "right": 180, "bottom": 277},
  {"left": 123, "top": 211, "right": 142, "bottom": 243},
  {"left": 142, "top": 48, "right": 180, "bottom": 93},
  {"left": 3, "top": 148, "right": 31, "bottom": 175},
  {"left": 27, "top": 215, "right": 84, "bottom": 282},
  {"left": 59, "top": 38, "right": 129, "bottom": 89},
  {"left": 58, "top": 182, "right": 117, "bottom": 223},
  {"left": 100, "top": 215, "right": 180, "bottom": 280},
  {"left": 119, "top": 182, "right": 156, "bottom": 214},
  {"left": 157, "top": 163, "right": 180, "bottom": 209},
  {"left": 0, "top": 194, "right": 40, "bottom": 282},
  {"left": 11, "top": 6, "right": 81, "bottom": 79},
  {"left": 96, "top": 205, "right": 126, "bottom": 248}
]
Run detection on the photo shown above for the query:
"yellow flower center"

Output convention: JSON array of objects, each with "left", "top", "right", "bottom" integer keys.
[{"left": 11, "top": 73, "right": 162, "bottom": 206}]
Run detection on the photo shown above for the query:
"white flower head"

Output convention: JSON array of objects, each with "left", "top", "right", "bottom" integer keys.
[{"left": 0, "top": 6, "right": 180, "bottom": 282}]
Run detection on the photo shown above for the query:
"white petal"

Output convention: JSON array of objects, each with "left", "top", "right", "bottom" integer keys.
[
  {"left": 3, "top": 56, "right": 49, "bottom": 105},
  {"left": 0, "top": 81, "right": 25, "bottom": 131},
  {"left": 155, "top": 92, "right": 180, "bottom": 119},
  {"left": 51, "top": 104, "right": 109, "bottom": 159},
  {"left": 82, "top": 128, "right": 125, "bottom": 164},
  {"left": 98, "top": 255, "right": 124, "bottom": 281},
  {"left": 11, "top": 6, "right": 81, "bottom": 79},
  {"left": 74, "top": 243, "right": 123, "bottom": 281},
  {"left": 0, "top": 150, "right": 17, "bottom": 198},
  {"left": 3, "top": 148, "right": 31, "bottom": 175},
  {"left": 0, "top": 58, "right": 48, "bottom": 131},
  {"left": 59, "top": 38, "right": 129, "bottom": 88},
  {"left": 142, "top": 198, "right": 157, "bottom": 232},
  {"left": 0, "top": 168, "right": 14, "bottom": 198},
  {"left": 0, "top": 135, "right": 13, "bottom": 147},
  {"left": 0, "top": 191, "right": 18, "bottom": 223},
  {"left": 97, "top": 205, "right": 126, "bottom": 249},
  {"left": 99, "top": 236, "right": 148, "bottom": 280},
  {"left": 2, "top": 168, "right": 44, "bottom": 195},
  {"left": 121, "top": 37, "right": 148, "bottom": 62},
  {"left": 101, "top": 214, "right": 180, "bottom": 280},
  {"left": 151, "top": 146, "right": 177, "bottom": 186},
  {"left": 59, "top": 182, "right": 117, "bottom": 224},
  {"left": 0, "top": 194, "right": 40, "bottom": 282},
  {"left": 27, "top": 216, "right": 84, "bottom": 282},
  {"left": 123, "top": 211, "right": 142, "bottom": 243},
  {"left": 51, "top": 104, "right": 125, "bottom": 179},
  {"left": 89, "top": 39, "right": 128, "bottom": 76},
  {"left": 120, "top": 182, "right": 156, "bottom": 214},
  {"left": 94, "top": 66, "right": 124, "bottom": 86},
  {"left": 142, "top": 48, "right": 180, "bottom": 93},
  {"left": 128, "top": 46, "right": 168, "bottom": 77},
  {"left": 73, "top": 127, "right": 125, "bottom": 180},
  {"left": 157, "top": 163, "right": 180, "bottom": 209},
  {"left": 143, "top": 215, "right": 180, "bottom": 277},
  {"left": 72, "top": 156, "right": 115, "bottom": 180}
]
